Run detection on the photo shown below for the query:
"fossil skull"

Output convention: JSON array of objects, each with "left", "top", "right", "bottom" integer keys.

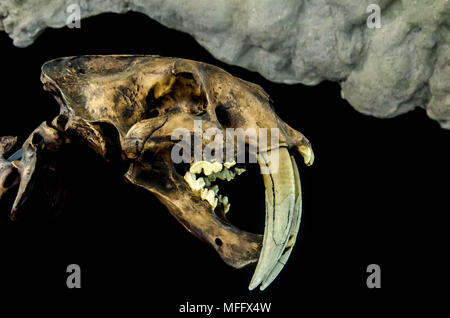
[{"left": 0, "top": 55, "right": 313, "bottom": 290}]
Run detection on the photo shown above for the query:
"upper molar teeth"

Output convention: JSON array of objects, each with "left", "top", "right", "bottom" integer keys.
[
  {"left": 224, "top": 160, "right": 236, "bottom": 169},
  {"left": 222, "top": 168, "right": 235, "bottom": 181},
  {"left": 184, "top": 172, "right": 206, "bottom": 191},
  {"left": 211, "top": 185, "right": 219, "bottom": 195},
  {"left": 208, "top": 168, "right": 235, "bottom": 182},
  {"left": 190, "top": 161, "right": 223, "bottom": 176},
  {"left": 234, "top": 167, "right": 246, "bottom": 175}
]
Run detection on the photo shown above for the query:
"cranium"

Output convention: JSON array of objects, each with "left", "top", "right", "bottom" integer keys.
[{"left": 0, "top": 55, "right": 313, "bottom": 290}]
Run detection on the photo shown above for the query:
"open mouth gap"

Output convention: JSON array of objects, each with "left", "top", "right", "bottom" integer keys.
[
  {"left": 174, "top": 157, "right": 266, "bottom": 235},
  {"left": 217, "top": 163, "right": 265, "bottom": 234}
]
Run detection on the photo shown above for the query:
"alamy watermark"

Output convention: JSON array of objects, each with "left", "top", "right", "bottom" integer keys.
[
  {"left": 367, "top": 4, "right": 382, "bottom": 29},
  {"left": 366, "top": 264, "right": 381, "bottom": 288},
  {"left": 66, "top": 263, "right": 81, "bottom": 288},
  {"left": 171, "top": 120, "right": 280, "bottom": 174},
  {"left": 66, "top": 3, "right": 81, "bottom": 29}
]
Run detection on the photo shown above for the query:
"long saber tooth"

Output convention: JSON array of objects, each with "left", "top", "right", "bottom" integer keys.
[
  {"left": 249, "top": 147, "right": 296, "bottom": 290},
  {"left": 259, "top": 155, "right": 302, "bottom": 290}
]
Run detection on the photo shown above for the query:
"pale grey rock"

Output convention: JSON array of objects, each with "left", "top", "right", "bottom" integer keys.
[{"left": 1, "top": 0, "right": 449, "bottom": 127}]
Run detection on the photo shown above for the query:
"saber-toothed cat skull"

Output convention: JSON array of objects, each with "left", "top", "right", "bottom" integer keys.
[{"left": 0, "top": 55, "right": 313, "bottom": 290}]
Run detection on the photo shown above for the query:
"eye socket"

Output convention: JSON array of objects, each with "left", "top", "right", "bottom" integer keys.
[
  {"left": 215, "top": 104, "right": 232, "bottom": 127},
  {"left": 145, "top": 87, "right": 161, "bottom": 119},
  {"left": 32, "top": 133, "right": 43, "bottom": 145}
]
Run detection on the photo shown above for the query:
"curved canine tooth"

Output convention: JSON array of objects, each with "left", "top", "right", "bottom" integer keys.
[
  {"left": 259, "top": 156, "right": 302, "bottom": 290},
  {"left": 190, "top": 161, "right": 223, "bottom": 176},
  {"left": 249, "top": 148, "right": 296, "bottom": 291}
]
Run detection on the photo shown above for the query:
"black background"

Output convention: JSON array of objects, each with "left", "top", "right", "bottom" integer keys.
[{"left": 0, "top": 12, "right": 448, "bottom": 314}]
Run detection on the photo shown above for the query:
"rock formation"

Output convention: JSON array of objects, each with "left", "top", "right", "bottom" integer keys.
[{"left": 1, "top": 0, "right": 449, "bottom": 127}]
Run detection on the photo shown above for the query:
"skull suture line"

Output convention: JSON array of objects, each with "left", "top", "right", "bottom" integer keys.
[{"left": 0, "top": 55, "right": 314, "bottom": 290}]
